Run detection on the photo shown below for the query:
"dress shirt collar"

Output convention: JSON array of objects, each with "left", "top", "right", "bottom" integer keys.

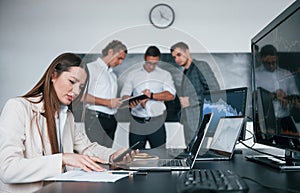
[
  {"left": 97, "top": 57, "right": 113, "bottom": 72},
  {"left": 60, "top": 105, "right": 68, "bottom": 113},
  {"left": 141, "top": 64, "right": 158, "bottom": 73}
]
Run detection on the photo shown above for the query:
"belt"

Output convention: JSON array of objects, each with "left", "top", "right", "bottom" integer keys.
[
  {"left": 132, "top": 115, "right": 151, "bottom": 123},
  {"left": 87, "top": 109, "right": 115, "bottom": 119},
  {"left": 97, "top": 111, "right": 115, "bottom": 119}
]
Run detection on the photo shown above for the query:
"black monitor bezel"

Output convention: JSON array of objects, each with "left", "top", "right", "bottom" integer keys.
[
  {"left": 251, "top": 1, "right": 300, "bottom": 45},
  {"left": 251, "top": 1, "right": 300, "bottom": 152}
]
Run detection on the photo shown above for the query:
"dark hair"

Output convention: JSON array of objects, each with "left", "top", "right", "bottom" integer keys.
[
  {"left": 170, "top": 42, "right": 189, "bottom": 53},
  {"left": 101, "top": 40, "right": 127, "bottom": 56},
  {"left": 23, "top": 53, "right": 88, "bottom": 154},
  {"left": 260, "top": 44, "right": 277, "bottom": 58},
  {"left": 144, "top": 46, "right": 161, "bottom": 58}
]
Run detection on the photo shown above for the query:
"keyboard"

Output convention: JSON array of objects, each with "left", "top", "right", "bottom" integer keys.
[
  {"left": 177, "top": 169, "right": 249, "bottom": 193},
  {"left": 159, "top": 159, "right": 183, "bottom": 166}
]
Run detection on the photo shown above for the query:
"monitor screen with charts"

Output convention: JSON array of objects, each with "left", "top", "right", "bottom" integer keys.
[{"left": 202, "top": 87, "right": 248, "bottom": 138}]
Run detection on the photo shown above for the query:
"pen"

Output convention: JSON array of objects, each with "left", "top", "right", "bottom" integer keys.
[
  {"left": 109, "top": 171, "right": 148, "bottom": 175},
  {"left": 136, "top": 171, "right": 148, "bottom": 175},
  {"left": 109, "top": 171, "right": 134, "bottom": 175},
  {"left": 97, "top": 161, "right": 112, "bottom": 166}
]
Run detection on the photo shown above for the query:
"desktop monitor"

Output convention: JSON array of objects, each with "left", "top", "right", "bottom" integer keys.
[
  {"left": 250, "top": 1, "right": 300, "bottom": 170},
  {"left": 202, "top": 87, "right": 248, "bottom": 140}
]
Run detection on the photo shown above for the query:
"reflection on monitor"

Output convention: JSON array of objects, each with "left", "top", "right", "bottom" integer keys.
[
  {"left": 256, "top": 87, "right": 277, "bottom": 136},
  {"left": 256, "top": 87, "right": 300, "bottom": 138},
  {"left": 202, "top": 87, "right": 247, "bottom": 138},
  {"left": 250, "top": 1, "right": 300, "bottom": 170}
]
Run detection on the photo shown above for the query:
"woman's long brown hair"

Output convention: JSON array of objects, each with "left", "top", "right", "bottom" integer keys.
[{"left": 23, "top": 53, "right": 88, "bottom": 154}]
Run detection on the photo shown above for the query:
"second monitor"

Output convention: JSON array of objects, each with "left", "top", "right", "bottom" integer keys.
[{"left": 202, "top": 87, "right": 248, "bottom": 140}]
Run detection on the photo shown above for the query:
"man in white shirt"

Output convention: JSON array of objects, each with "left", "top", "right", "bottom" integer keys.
[
  {"left": 85, "top": 40, "right": 127, "bottom": 147},
  {"left": 255, "top": 44, "right": 299, "bottom": 118},
  {"left": 120, "top": 46, "right": 176, "bottom": 149},
  {"left": 255, "top": 44, "right": 300, "bottom": 135}
]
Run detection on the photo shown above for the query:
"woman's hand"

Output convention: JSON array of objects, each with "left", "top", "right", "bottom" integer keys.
[
  {"left": 62, "top": 153, "right": 107, "bottom": 172},
  {"left": 110, "top": 148, "right": 139, "bottom": 164}
]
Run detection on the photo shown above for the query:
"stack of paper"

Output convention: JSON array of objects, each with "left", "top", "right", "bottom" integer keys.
[{"left": 45, "top": 170, "right": 133, "bottom": 182}]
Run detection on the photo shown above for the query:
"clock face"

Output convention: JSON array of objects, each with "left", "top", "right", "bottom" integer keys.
[{"left": 149, "top": 4, "right": 175, "bottom": 29}]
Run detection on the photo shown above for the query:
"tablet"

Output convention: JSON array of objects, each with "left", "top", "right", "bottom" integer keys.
[
  {"left": 112, "top": 141, "right": 144, "bottom": 162},
  {"left": 121, "top": 94, "right": 149, "bottom": 103}
]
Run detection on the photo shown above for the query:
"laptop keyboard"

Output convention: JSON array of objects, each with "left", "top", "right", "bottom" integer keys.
[
  {"left": 159, "top": 159, "right": 183, "bottom": 167},
  {"left": 177, "top": 169, "right": 249, "bottom": 193}
]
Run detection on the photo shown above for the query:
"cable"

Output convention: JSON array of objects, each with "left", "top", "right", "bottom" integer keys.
[
  {"left": 236, "top": 128, "right": 253, "bottom": 146},
  {"left": 242, "top": 176, "right": 300, "bottom": 193},
  {"left": 241, "top": 129, "right": 254, "bottom": 142},
  {"left": 238, "top": 140, "right": 285, "bottom": 161},
  {"left": 239, "top": 140, "right": 300, "bottom": 162},
  {"left": 245, "top": 115, "right": 253, "bottom": 122},
  {"left": 245, "top": 128, "right": 254, "bottom": 136}
]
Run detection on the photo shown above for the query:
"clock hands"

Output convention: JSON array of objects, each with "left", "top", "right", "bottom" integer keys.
[
  {"left": 149, "top": 3, "right": 174, "bottom": 28},
  {"left": 159, "top": 10, "right": 170, "bottom": 21}
]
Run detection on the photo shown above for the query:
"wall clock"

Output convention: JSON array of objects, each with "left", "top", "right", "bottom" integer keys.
[{"left": 149, "top": 3, "right": 175, "bottom": 29}]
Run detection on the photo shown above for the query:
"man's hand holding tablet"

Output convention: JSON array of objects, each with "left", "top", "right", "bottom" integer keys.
[{"left": 119, "top": 94, "right": 149, "bottom": 108}]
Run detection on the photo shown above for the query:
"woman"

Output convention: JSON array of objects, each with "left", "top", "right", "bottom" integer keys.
[{"left": 0, "top": 53, "right": 135, "bottom": 193}]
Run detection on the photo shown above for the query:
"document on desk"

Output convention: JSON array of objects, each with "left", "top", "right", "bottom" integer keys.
[{"left": 45, "top": 170, "right": 133, "bottom": 182}]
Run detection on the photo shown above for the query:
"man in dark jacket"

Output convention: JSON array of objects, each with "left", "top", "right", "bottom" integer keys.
[{"left": 170, "top": 42, "right": 220, "bottom": 150}]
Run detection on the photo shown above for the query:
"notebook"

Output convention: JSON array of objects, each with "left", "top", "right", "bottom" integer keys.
[
  {"left": 117, "top": 113, "right": 213, "bottom": 171},
  {"left": 196, "top": 116, "right": 245, "bottom": 161}
]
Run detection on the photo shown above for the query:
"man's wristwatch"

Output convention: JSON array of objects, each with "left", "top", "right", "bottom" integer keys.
[{"left": 150, "top": 92, "right": 154, "bottom": 99}]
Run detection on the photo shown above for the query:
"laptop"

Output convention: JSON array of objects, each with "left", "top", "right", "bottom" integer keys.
[
  {"left": 117, "top": 113, "right": 213, "bottom": 171},
  {"left": 172, "top": 112, "right": 215, "bottom": 159},
  {"left": 196, "top": 116, "right": 245, "bottom": 161}
]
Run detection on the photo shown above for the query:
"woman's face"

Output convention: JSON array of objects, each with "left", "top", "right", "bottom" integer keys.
[{"left": 52, "top": 66, "right": 87, "bottom": 105}]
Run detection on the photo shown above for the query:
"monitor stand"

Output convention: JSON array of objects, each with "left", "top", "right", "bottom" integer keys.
[{"left": 246, "top": 150, "right": 300, "bottom": 171}]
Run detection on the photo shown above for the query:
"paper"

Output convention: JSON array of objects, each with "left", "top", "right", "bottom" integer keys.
[{"left": 45, "top": 170, "right": 133, "bottom": 182}]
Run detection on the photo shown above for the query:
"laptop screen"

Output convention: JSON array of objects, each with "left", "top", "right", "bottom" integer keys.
[
  {"left": 186, "top": 113, "right": 213, "bottom": 166},
  {"left": 209, "top": 116, "right": 245, "bottom": 153}
]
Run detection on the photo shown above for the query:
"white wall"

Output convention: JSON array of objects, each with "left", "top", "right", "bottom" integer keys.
[
  {"left": 0, "top": 0, "right": 295, "bottom": 111},
  {"left": 0, "top": 0, "right": 296, "bottom": 151}
]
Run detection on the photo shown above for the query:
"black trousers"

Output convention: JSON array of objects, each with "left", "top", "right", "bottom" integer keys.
[
  {"left": 84, "top": 108, "right": 117, "bottom": 148},
  {"left": 129, "top": 112, "right": 167, "bottom": 149}
]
